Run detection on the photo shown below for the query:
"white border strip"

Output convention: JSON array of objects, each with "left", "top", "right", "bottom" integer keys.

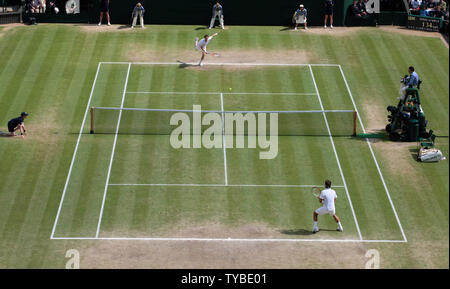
[
  {"left": 309, "top": 65, "right": 362, "bottom": 240},
  {"left": 50, "top": 236, "right": 407, "bottom": 243},
  {"left": 338, "top": 65, "right": 407, "bottom": 242},
  {"left": 95, "top": 63, "right": 132, "bottom": 238},
  {"left": 107, "top": 183, "right": 345, "bottom": 188},
  {"left": 50, "top": 62, "right": 102, "bottom": 239}
]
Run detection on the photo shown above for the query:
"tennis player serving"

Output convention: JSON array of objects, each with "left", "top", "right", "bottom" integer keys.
[
  {"left": 195, "top": 33, "right": 219, "bottom": 66},
  {"left": 312, "top": 179, "right": 343, "bottom": 233}
]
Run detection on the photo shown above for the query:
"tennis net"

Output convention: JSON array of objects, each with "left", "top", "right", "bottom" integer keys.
[{"left": 90, "top": 107, "right": 357, "bottom": 136}]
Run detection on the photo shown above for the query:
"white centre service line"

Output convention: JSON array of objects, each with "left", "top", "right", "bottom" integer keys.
[{"left": 220, "top": 92, "right": 228, "bottom": 185}]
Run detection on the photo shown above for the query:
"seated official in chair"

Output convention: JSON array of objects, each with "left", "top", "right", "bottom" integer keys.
[{"left": 399, "top": 66, "right": 420, "bottom": 101}]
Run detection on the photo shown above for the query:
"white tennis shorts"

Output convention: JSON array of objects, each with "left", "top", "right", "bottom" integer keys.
[
  {"left": 196, "top": 45, "right": 207, "bottom": 53},
  {"left": 296, "top": 15, "right": 306, "bottom": 24},
  {"left": 315, "top": 206, "right": 335, "bottom": 216}
]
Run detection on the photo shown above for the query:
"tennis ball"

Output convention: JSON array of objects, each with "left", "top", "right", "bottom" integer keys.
[{"left": 229, "top": 87, "right": 232, "bottom": 91}]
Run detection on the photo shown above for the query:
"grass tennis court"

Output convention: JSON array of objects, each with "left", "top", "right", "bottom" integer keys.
[{"left": 0, "top": 24, "right": 448, "bottom": 268}]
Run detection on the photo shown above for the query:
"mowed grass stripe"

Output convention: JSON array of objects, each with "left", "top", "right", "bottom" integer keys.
[
  {"left": 0, "top": 28, "right": 26, "bottom": 82},
  {"left": 18, "top": 29, "right": 99, "bottom": 268},
  {"left": 0, "top": 27, "right": 63, "bottom": 237},
  {"left": 3, "top": 27, "right": 84, "bottom": 265},
  {"left": 0, "top": 28, "right": 55, "bottom": 123}
]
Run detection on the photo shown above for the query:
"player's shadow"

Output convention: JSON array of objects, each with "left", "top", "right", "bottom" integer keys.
[
  {"left": 279, "top": 228, "right": 337, "bottom": 236},
  {"left": 176, "top": 60, "right": 197, "bottom": 69},
  {"left": 279, "top": 229, "right": 313, "bottom": 236},
  {"left": 195, "top": 26, "right": 209, "bottom": 30},
  {"left": 280, "top": 27, "right": 292, "bottom": 31}
]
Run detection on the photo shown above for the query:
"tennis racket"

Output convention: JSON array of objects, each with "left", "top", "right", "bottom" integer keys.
[{"left": 311, "top": 186, "right": 321, "bottom": 198}]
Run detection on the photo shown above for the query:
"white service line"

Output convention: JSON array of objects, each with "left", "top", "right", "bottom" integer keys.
[
  {"left": 107, "top": 183, "right": 345, "bottom": 188},
  {"left": 50, "top": 236, "right": 407, "bottom": 243},
  {"left": 309, "top": 65, "right": 363, "bottom": 240},
  {"left": 50, "top": 62, "right": 102, "bottom": 239},
  {"left": 220, "top": 92, "right": 228, "bottom": 185},
  {"left": 126, "top": 91, "right": 317, "bottom": 96},
  {"left": 95, "top": 63, "right": 132, "bottom": 238},
  {"left": 338, "top": 65, "right": 408, "bottom": 242}
]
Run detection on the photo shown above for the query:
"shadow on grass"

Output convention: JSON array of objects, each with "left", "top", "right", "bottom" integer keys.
[
  {"left": 280, "top": 26, "right": 293, "bottom": 31},
  {"left": 195, "top": 26, "right": 209, "bottom": 30},
  {"left": 409, "top": 147, "right": 419, "bottom": 161},
  {"left": 117, "top": 25, "right": 131, "bottom": 30},
  {"left": 176, "top": 60, "right": 197, "bottom": 68},
  {"left": 279, "top": 228, "right": 340, "bottom": 236}
]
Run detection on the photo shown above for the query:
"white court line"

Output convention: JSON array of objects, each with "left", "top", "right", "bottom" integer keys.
[
  {"left": 220, "top": 92, "right": 228, "bottom": 185},
  {"left": 95, "top": 63, "right": 132, "bottom": 238},
  {"left": 50, "top": 236, "right": 406, "bottom": 243},
  {"left": 126, "top": 91, "right": 317, "bottom": 96},
  {"left": 338, "top": 65, "right": 408, "bottom": 242},
  {"left": 50, "top": 62, "right": 102, "bottom": 239},
  {"left": 108, "top": 183, "right": 346, "bottom": 188},
  {"left": 309, "top": 65, "right": 362, "bottom": 241},
  {"left": 101, "top": 61, "right": 340, "bottom": 67}
]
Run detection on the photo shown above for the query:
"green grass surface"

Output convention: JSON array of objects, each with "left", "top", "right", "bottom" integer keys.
[{"left": 0, "top": 24, "right": 448, "bottom": 268}]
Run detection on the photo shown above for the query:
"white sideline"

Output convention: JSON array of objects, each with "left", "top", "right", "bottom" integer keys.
[
  {"left": 107, "top": 183, "right": 346, "bottom": 188},
  {"left": 50, "top": 236, "right": 407, "bottom": 243},
  {"left": 220, "top": 92, "right": 228, "bottom": 185},
  {"left": 309, "top": 65, "right": 362, "bottom": 240},
  {"left": 338, "top": 65, "right": 408, "bottom": 242},
  {"left": 50, "top": 62, "right": 102, "bottom": 239},
  {"left": 95, "top": 63, "right": 132, "bottom": 238}
]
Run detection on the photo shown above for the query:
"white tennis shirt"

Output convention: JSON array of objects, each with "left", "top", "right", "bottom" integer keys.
[
  {"left": 196, "top": 37, "right": 212, "bottom": 50},
  {"left": 319, "top": 188, "right": 337, "bottom": 211}
]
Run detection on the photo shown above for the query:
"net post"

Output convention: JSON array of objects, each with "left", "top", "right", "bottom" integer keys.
[
  {"left": 353, "top": 110, "right": 357, "bottom": 136},
  {"left": 90, "top": 107, "right": 94, "bottom": 134}
]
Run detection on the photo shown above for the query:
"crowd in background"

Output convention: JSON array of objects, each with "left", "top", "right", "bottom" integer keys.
[
  {"left": 350, "top": 0, "right": 372, "bottom": 17},
  {"left": 24, "top": 0, "right": 79, "bottom": 14},
  {"left": 409, "top": 0, "right": 449, "bottom": 19}
]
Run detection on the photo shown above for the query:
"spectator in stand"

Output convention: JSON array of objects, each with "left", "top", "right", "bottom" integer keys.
[
  {"left": 65, "top": 0, "right": 77, "bottom": 14},
  {"left": 432, "top": 4, "right": 444, "bottom": 17},
  {"left": 357, "top": 0, "right": 368, "bottom": 16},
  {"left": 31, "top": 0, "right": 43, "bottom": 13},
  {"left": 351, "top": 0, "right": 363, "bottom": 17},
  {"left": 410, "top": 0, "right": 421, "bottom": 14},
  {"left": 440, "top": 0, "right": 447, "bottom": 13}
]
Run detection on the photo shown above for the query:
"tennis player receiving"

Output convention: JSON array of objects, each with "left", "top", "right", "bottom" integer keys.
[
  {"left": 195, "top": 33, "right": 218, "bottom": 66},
  {"left": 313, "top": 179, "right": 343, "bottom": 233}
]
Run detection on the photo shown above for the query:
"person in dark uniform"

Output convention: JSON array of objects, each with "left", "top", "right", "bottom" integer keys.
[
  {"left": 98, "top": 0, "right": 111, "bottom": 26},
  {"left": 324, "top": 0, "right": 334, "bottom": 29},
  {"left": 7, "top": 112, "right": 28, "bottom": 138}
]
